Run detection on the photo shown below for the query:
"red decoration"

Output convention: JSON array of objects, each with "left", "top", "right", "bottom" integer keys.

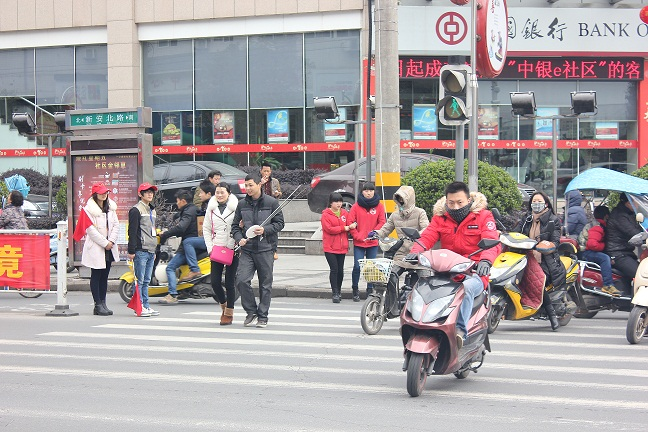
[
  {"left": 640, "top": 6, "right": 648, "bottom": 25},
  {"left": 450, "top": 0, "right": 470, "bottom": 4}
]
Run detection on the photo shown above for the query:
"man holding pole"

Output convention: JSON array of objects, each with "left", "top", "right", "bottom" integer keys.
[{"left": 231, "top": 173, "right": 285, "bottom": 328}]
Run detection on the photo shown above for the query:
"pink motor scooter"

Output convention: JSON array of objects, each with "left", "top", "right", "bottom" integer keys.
[{"left": 399, "top": 227, "right": 499, "bottom": 397}]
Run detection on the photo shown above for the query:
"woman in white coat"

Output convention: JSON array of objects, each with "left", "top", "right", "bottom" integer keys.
[
  {"left": 80, "top": 183, "right": 120, "bottom": 316},
  {"left": 203, "top": 182, "right": 239, "bottom": 325}
]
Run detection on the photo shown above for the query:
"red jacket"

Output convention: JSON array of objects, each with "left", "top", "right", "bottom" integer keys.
[
  {"left": 410, "top": 193, "right": 501, "bottom": 287},
  {"left": 348, "top": 202, "right": 386, "bottom": 248},
  {"left": 586, "top": 219, "right": 606, "bottom": 252},
  {"left": 321, "top": 208, "right": 350, "bottom": 254}
]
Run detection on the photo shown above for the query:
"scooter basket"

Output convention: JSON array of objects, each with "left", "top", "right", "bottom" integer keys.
[{"left": 359, "top": 258, "right": 394, "bottom": 284}]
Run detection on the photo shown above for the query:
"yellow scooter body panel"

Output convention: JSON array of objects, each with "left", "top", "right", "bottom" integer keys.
[
  {"left": 119, "top": 256, "right": 213, "bottom": 297},
  {"left": 504, "top": 287, "right": 541, "bottom": 320}
]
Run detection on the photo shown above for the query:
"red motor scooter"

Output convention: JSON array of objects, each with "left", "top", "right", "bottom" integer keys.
[{"left": 399, "top": 227, "right": 500, "bottom": 397}]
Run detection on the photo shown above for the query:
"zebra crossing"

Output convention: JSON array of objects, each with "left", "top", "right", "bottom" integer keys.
[{"left": 0, "top": 296, "right": 647, "bottom": 430}]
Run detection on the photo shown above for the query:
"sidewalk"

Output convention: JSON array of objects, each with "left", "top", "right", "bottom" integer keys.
[{"left": 52, "top": 222, "right": 365, "bottom": 300}]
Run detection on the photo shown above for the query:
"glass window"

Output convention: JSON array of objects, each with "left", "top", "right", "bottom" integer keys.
[
  {"left": 0, "top": 49, "right": 34, "bottom": 97},
  {"left": 195, "top": 110, "right": 248, "bottom": 145},
  {"left": 195, "top": 37, "right": 247, "bottom": 110},
  {"left": 305, "top": 106, "right": 360, "bottom": 143},
  {"left": 578, "top": 82, "right": 637, "bottom": 121},
  {"left": 36, "top": 47, "right": 74, "bottom": 106},
  {"left": 142, "top": 40, "right": 193, "bottom": 111},
  {"left": 249, "top": 108, "right": 303, "bottom": 144},
  {"left": 75, "top": 45, "right": 108, "bottom": 109},
  {"left": 249, "top": 34, "right": 303, "bottom": 108},
  {"left": 305, "top": 30, "right": 361, "bottom": 107}
]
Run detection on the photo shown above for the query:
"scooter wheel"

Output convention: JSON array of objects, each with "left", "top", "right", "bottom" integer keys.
[
  {"left": 18, "top": 290, "right": 43, "bottom": 299},
  {"left": 119, "top": 280, "right": 134, "bottom": 303},
  {"left": 626, "top": 306, "right": 647, "bottom": 345},
  {"left": 406, "top": 353, "right": 429, "bottom": 397},
  {"left": 360, "top": 296, "right": 384, "bottom": 335}
]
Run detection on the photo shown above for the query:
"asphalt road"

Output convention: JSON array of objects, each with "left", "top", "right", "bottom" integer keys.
[{"left": 0, "top": 293, "right": 646, "bottom": 431}]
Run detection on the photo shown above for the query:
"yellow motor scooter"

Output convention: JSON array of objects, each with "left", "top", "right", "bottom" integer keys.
[{"left": 487, "top": 230, "right": 580, "bottom": 334}]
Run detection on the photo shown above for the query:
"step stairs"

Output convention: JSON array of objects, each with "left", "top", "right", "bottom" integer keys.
[{"left": 276, "top": 228, "right": 317, "bottom": 255}]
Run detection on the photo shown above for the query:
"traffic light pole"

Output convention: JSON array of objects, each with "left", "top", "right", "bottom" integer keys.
[
  {"left": 455, "top": 125, "right": 464, "bottom": 182},
  {"left": 468, "top": 0, "right": 479, "bottom": 192}
]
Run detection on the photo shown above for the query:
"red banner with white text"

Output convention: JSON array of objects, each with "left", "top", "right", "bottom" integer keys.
[{"left": 0, "top": 234, "right": 50, "bottom": 289}]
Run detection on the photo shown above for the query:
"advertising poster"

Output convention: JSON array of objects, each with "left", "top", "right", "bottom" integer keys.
[
  {"left": 213, "top": 111, "right": 235, "bottom": 144},
  {"left": 324, "top": 107, "right": 347, "bottom": 142},
  {"left": 71, "top": 154, "right": 140, "bottom": 262},
  {"left": 161, "top": 112, "right": 182, "bottom": 145},
  {"left": 477, "top": 106, "right": 499, "bottom": 139},
  {"left": 412, "top": 105, "right": 437, "bottom": 140},
  {"left": 535, "top": 108, "right": 559, "bottom": 138},
  {"left": 267, "top": 109, "right": 289, "bottom": 143},
  {"left": 595, "top": 122, "right": 619, "bottom": 139}
]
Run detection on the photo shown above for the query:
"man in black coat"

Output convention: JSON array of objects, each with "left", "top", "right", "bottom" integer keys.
[
  {"left": 158, "top": 190, "right": 199, "bottom": 305},
  {"left": 231, "top": 173, "right": 285, "bottom": 328},
  {"left": 605, "top": 193, "right": 642, "bottom": 293}
]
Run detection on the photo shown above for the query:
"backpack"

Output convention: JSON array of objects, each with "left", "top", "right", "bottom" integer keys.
[{"left": 577, "top": 220, "right": 599, "bottom": 252}]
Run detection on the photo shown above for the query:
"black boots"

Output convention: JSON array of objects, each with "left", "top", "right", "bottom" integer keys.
[
  {"left": 546, "top": 305, "right": 560, "bottom": 331},
  {"left": 332, "top": 290, "right": 341, "bottom": 303},
  {"left": 352, "top": 287, "right": 360, "bottom": 302},
  {"left": 93, "top": 302, "right": 112, "bottom": 316}
]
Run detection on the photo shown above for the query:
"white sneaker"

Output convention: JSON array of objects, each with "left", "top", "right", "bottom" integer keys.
[
  {"left": 138, "top": 308, "right": 152, "bottom": 317},
  {"left": 147, "top": 307, "right": 160, "bottom": 316}
]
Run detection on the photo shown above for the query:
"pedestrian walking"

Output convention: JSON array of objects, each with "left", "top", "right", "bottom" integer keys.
[
  {"left": 204, "top": 182, "right": 239, "bottom": 325},
  {"left": 321, "top": 192, "right": 356, "bottom": 303},
  {"left": 0, "top": 190, "right": 28, "bottom": 229},
  {"left": 348, "top": 182, "right": 386, "bottom": 301},
  {"left": 73, "top": 183, "right": 119, "bottom": 316},
  {"left": 231, "top": 173, "right": 285, "bottom": 328},
  {"left": 127, "top": 183, "right": 160, "bottom": 317}
]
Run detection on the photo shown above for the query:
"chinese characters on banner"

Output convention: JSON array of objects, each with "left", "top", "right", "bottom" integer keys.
[
  {"left": 412, "top": 105, "right": 438, "bottom": 140},
  {"left": 213, "top": 112, "right": 235, "bottom": 144},
  {"left": 71, "top": 154, "right": 140, "bottom": 262},
  {"left": 0, "top": 234, "right": 49, "bottom": 289},
  {"left": 161, "top": 112, "right": 182, "bottom": 145},
  {"left": 267, "top": 109, "right": 289, "bottom": 143},
  {"left": 324, "top": 107, "right": 347, "bottom": 142}
]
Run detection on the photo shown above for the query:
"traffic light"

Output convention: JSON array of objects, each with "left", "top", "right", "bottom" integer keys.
[
  {"left": 570, "top": 91, "right": 597, "bottom": 115},
  {"left": 510, "top": 92, "right": 537, "bottom": 117},
  {"left": 437, "top": 64, "right": 472, "bottom": 125},
  {"left": 313, "top": 96, "right": 339, "bottom": 120},
  {"left": 53, "top": 112, "right": 69, "bottom": 133}
]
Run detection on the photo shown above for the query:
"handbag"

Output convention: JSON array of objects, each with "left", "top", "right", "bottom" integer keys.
[
  {"left": 209, "top": 209, "right": 234, "bottom": 265},
  {"left": 210, "top": 245, "right": 234, "bottom": 265}
]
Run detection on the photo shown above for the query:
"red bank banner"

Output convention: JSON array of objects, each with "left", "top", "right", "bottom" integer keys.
[{"left": 0, "top": 234, "right": 50, "bottom": 289}]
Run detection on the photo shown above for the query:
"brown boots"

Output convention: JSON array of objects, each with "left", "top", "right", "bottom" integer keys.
[{"left": 219, "top": 303, "right": 234, "bottom": 325}]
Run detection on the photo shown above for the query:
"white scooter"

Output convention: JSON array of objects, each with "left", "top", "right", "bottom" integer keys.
[{"left": 626, "top": 227, "right": 648, "bottom": 344}]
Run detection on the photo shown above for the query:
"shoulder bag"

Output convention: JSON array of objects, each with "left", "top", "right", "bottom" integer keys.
[{"left": 209, "top": 210, "right": 234, "bottom": 265}]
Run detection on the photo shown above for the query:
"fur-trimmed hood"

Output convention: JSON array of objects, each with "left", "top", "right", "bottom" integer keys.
[
  {"left": 84, "top": 197, "right": 117, "bottom": 218},
  {"left": 206, "top": 193, "right": 238, "bottom": 216},
  {"left": 432, "top": 191, "right": 488, "bottom": 217}
]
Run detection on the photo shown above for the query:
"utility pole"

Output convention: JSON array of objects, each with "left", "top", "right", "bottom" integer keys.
[
  {"left": 374, "top": 0, "right": 401, "bottom": 211},
  {"left": 468, "top": 0, "right": 479, "bottom": 192}
]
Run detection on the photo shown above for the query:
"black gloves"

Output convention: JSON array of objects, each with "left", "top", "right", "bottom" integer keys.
[
  {"left": 159, "top": 233, "right": 169, "bottom": 244},
  {"left": 475, "top": 260, "right": 492, "bottom": 277},
  {"left": 404, "top": 253, "right": 418, "bottom": 263}
]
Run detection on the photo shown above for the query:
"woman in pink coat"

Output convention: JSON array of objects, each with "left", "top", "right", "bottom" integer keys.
[{"left": 321, "top": 192, "right": 356, "bottom": 303}]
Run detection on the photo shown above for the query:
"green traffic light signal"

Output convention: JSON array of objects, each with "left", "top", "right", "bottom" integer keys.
[{"left": 437, "top": 64, "right": 472, "bottom": 126}]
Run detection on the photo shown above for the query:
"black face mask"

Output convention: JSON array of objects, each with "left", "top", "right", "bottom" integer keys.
[{"left": 446, "top": 200, "right": 472, "bottom": 223}]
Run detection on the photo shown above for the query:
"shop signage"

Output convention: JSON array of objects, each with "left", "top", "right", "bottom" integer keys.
[
  {"left": 399, "top": 139, "right": 637, "bottom": 150},
  {"left": 475, "top": 0, "right": 508, "bottom": 78},
  {"left": 399, "top": 6, "right": 648, "bottom": 55},
  {"left": 66, "top": 107, "right": 152, "bottom": 130},
  {"left": 399, "top": 56, "right": 644, "bottom": 80},
  {"left": 0, "top": 234, "right": 49, "bottom": 289}
]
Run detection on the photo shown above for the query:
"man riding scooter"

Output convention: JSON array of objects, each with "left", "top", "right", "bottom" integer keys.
[
  {"left": 158, "top": 190, "right": 199, "bottom": 305},
  {"left": 406, "top": 181, "right": 500, "bottom": 349},
  {"left": 606, "top": 193, "right": 643, "bottom": 296}
]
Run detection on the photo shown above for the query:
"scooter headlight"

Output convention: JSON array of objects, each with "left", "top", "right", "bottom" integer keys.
[
  {"left": 407, "top": 289, "right": 425, "bottom": 321},
  {"left": 450, "top": 262, "right": 473, "bottom": 273},
  {"left": 418, "top": 254, "right": 431, "bottom": 268},
  {"left": 421, "top": 294, "right": 455, "bottom": 323}
]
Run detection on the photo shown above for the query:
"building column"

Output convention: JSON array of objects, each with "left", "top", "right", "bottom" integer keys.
[
  {"left": 638, "top": 59, "right": 648, "bottom": 168},
  {"left": 106, "top": 0, "right": 140, "bottom": 108}
]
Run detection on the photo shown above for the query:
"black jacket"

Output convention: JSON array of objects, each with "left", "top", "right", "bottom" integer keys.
[
  {"left": 160, "top": 203, "right": 199, "bottom": 253},
  {"left": 517, "top": 211, "right": 567, "bottom": 289},
  {"left": 605, "top": 203, "right": 642, "bottom": 257},
  {"left": 231, "top": 192, "right": 285, "bottom": 253}
]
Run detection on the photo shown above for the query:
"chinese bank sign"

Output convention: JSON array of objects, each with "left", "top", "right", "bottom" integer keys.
[{"left": 399, "top": 6, "right": 648, "bottom": 55}]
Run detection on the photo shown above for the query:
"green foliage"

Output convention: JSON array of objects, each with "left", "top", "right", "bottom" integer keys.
[
  {"left": 0, "top": 181, "right": 8, "bottom": 204},
  {"left": 402, "top": 159, "right": 523, "bottom": 215},
  {"left": 55, "top": 181, "right": 67, "bottom": 213},
  {"left": 250, "top": 154, "right": 281, "bottom": 169},
  {"left": 605, "top": 165, "right": 648, "bottom": 209}
]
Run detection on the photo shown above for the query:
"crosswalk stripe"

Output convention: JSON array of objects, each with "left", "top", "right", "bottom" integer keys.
[
  {"left": 0, "top": 364, "right": 643, "bottom": 410},
  {"left": 151, "top": 317, "right": 361, "bottom": 329}
]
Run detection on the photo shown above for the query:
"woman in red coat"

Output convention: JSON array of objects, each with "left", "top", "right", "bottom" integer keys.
[{"left": 321, "top": 192, "right": 356, "bottom": 303}]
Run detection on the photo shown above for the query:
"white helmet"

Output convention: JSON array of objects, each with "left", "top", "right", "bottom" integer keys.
[{"left": 154, "top": 264, "right": 168, "bottom": 284}]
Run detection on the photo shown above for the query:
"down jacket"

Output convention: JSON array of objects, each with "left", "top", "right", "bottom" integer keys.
[
  {"left": 517, "top": 210, "right": 566, "bottom": 289},
  {"left": 375, "top": 185, "right": 429, "bottom": 266},
  {"left": 81, "top": 198, "right": 120, "bottom": 269},
  {"left": 565, "top": 190, "right": 587, "bottom": 237},
  {"left": 410, "top": 192, "right": 501, "bottom": 287},
  {"left": 606, "top": 203, "right": 642, "bottom": 257},
  {"left": 231, "top": 191, "right": 285, "bottom": 253},
  {"left": 203, "top": 193, "right": 239, "bottom": 252},
  {"left": 321, "top": 208, "right": 350, "bottom": 254}
]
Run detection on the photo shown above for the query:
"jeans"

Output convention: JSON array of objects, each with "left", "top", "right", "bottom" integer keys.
[
  {"left": 236, "top": 250, "right": 275, "bottom": 320},
  {"left": 457, "top": 274, "right": 484, "bottom": 336},
  {"left": 352, "top": 245, "right": 378, "bottom": 292},
  {"left": 165, "top": 251, "right": 187, "bottom": 295},
  {"left": 183, "top": 237, "right": 206, "bottom": 272},
  {"left": 580, "top": 250, "right": 613, "bottom": 286},
  {"left": 134, "top": 250, "right": 155, "bottom": 309},
  {"left": 324, "top": 252, "right": 346, "bottom": 294}
]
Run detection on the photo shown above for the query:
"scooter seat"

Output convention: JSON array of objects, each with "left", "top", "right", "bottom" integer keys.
[
  {"left": 197, "top": 251, "right": 209, "bottom": 261},
  {"left": 471, "top": 290, "right": 486, "bottom": 315}
]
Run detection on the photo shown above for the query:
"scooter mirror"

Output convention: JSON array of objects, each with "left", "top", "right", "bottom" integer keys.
[
  {"left": 491, "top": 208, "right": 501, "bottom": 220},
  {"left": 401, "top": 227, "right": 420, "bottom": 239},
  {"left": 478, "top": 238, "right": 500, "bottom": 250}
]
